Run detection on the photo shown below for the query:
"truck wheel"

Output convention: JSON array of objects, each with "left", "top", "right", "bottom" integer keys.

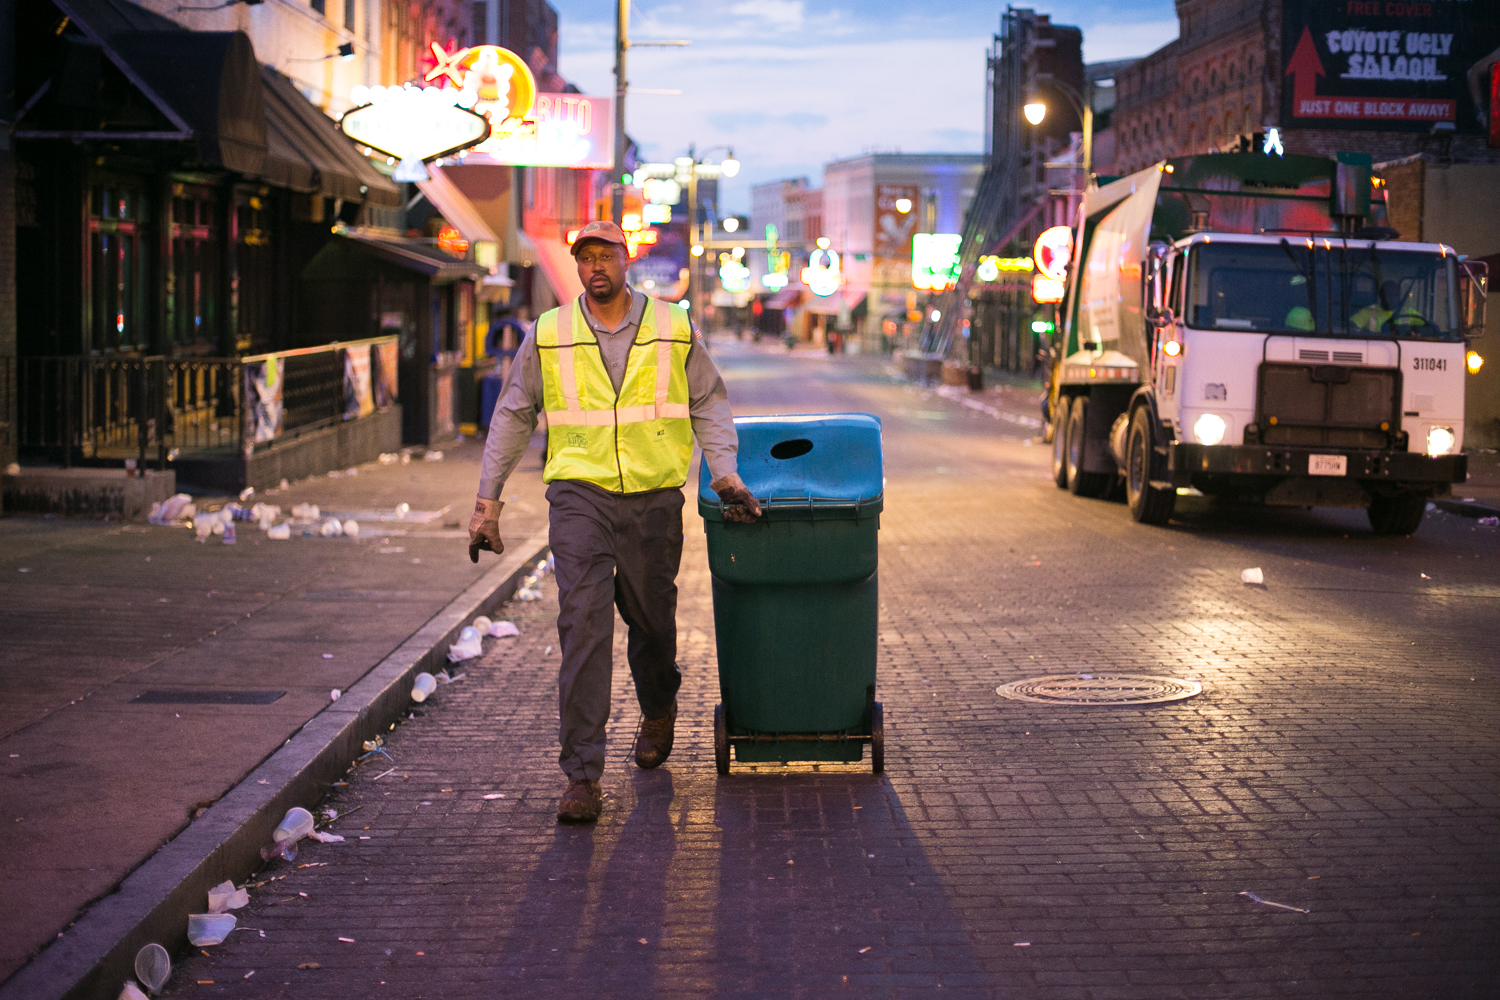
[
  {"left": 714, "top": 704, "right": 730, "bottom": 775},
  {"left": 1125, "top": 406, "right": 1176, "bottom": 525},
  {"left": 1368, "top": 493, "right": 1427, "bottom": 536},
  {"left": 1051, "top": 395, "right": 1070, "bottom": 488},
  {"left": 870, "top": 702, "right": 884, "bottom": 774},
  {"left": 1067, "top": 396, "right": 1113, "bottom": 498}
]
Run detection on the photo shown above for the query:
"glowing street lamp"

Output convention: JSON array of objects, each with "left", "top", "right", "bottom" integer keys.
[{"left": 1023, "top": 102, "right": 1046, "bottom": 125}]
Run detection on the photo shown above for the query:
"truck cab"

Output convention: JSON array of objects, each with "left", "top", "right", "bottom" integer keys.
[{"left": 1049, "top": 153, "right": 1487, "bottom": 534}]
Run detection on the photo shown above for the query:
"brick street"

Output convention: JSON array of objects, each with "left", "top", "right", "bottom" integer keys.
[{"left": 164, "top": 343, "right": 1500, "bottom": 998}]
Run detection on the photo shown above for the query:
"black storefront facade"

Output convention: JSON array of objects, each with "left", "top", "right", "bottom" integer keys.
[{"left": 5, "top": 0, "right": 464, "bottom": 501}]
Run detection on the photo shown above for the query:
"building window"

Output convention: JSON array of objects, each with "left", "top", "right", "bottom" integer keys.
[
  {"left": 234, "top": 190, "right": 274, "bottom": 354},
  {"left": 171, "top": 184, "right": 221, "bottom": 350},
  {"left": 311, "top": 0, "right": 326, "bottom": 15},
  {"left": 87, "top": 182, "right": 149, "bottom": 353},
  {"left": 345, "top": 0, "right": 356, "bottom": 30}
]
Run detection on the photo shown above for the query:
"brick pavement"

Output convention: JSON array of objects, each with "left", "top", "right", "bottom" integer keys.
[{"left": 160, "top": 345, "right": 1499, "bottom": 998}]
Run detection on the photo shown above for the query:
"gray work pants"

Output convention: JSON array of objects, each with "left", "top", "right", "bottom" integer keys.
[{"left": 547, "top": 480, "right": 684, "bottom": 781}]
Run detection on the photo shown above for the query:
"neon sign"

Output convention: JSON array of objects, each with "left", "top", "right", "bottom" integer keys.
[
  {"left": 1033, "top": 226, "right": 1073, "bottom": 281},
  {"left": 357, "top": 43, "right": 613, "bottom": 170},
  {"left": 801, "top": 239, "right": 842, "bottom": 297},
  {"left": 912, "top": 233, "right": 961, "bottom": 291},
  {"left": 339, "top": 86, "right": 490, "bottom": 180}
]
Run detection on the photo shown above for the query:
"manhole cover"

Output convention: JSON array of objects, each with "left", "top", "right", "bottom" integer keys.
[{"left": 996, "top": 674, "right": 1202, "bottom": 706}]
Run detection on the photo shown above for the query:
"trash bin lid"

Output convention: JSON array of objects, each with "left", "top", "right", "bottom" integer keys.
[{"left": 699, "top": 413, "right": 883, "bottom": 520}]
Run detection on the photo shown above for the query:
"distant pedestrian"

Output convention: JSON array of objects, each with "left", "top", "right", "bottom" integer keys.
[{"left": 469, "top": 221, "right": 761, "bottom": 823}]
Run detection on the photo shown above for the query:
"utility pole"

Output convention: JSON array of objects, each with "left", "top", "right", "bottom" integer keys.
[{"left": 612, "top": 0, "right": 628, "bottom": 225}]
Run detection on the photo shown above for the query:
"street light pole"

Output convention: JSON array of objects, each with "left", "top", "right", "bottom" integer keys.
[
  {"left": 612, "top": 0, "right": 628, "bottom": 225},
  {"left": 1029, "top": 74, "right": 1093, "bottom": 179}
]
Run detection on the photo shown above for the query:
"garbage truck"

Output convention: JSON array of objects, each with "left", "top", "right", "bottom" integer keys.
[{"left": 1046, "top": 151, "right": 1487, "bottom": 535}]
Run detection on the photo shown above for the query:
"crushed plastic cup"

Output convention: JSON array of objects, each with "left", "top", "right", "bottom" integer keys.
[
  {"left": 193, "top": 513, "right": 217, "bottom": 542},
  {"left": 342, "top": 519, "right": 360, "bottom": 538},
  {"left": 535, "top": 559, "right": 549, "bottom": 577},
  {"left": 273, "top": 806, "right": 314, "bottom": 844},
  {"left": 447, "top": 626, "right": 483, "bottom": 662},
  {"left": 207, "top": 879, "right": 249, "bottom": 914},
  {"left": 1240, "top": 568, "right": 1264, "bottom": 585},
  {"left": 472, "top": 615, "right": 492, "bottom": 634},
  {"left": 187, "top": 912, "right": 236, "bottom": 947},
  {"left": 378, "top": 452, "right": 399, "bottom": 465},
  {"left": 514, "top": 587, "right": 543, "bottom": 602},
  {"left": 118, "top": 981, "right": 150, "bottom": 1000},
  {"left": 411, "top": 672, "right": 438, "bottom": 702},
  {"left": 423, "top": 450, "right": 444, "bottom": 461},
  {"left": 267, "top": 523, "right": 291, "bottom": 540},
  {"left": 1480, "top": 516, "right": 1499, "bottom": 526},
  {"left": 134, "top": 942, "right": 171, "bottom": 992},
  {"left": 489, "top": 620, "right": 520, "bottom": 638},
  {"left": 330, "top": 688, "right": 341, "bottom": 701},
  {"left": 523, "top": 575, "right": 538, "bottom": 588},
  {"left": 290, "top": 503, "right": 320, "bottom": 520},
  {"left": 320, "top": 518, "right": 344, "bottom": 538},
  {"left": 238, "top": 487, "right": 255, "bottom": 502}
]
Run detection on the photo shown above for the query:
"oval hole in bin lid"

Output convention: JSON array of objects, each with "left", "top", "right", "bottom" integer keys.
[{"left": 770, "top": 438, "right": 813, "bottom": 460}]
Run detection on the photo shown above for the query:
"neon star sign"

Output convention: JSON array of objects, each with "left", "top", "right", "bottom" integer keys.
[{"left": 422, "top": 42, "right": 537, "bottom": 124}]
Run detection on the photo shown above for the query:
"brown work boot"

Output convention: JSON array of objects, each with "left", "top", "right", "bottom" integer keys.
[
  {"left": 635, "top": 700, "right": 677, "bottom": 769},
  {"left": 556, "top": 779, "right": 602, "bottom": 823}
]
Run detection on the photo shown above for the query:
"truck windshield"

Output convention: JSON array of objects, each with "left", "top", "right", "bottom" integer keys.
[{"left": 1183, "top": 242, "right": 1458, "bottom": 341}]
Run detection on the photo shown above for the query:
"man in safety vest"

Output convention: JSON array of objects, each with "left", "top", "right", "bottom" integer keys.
[{"left": 469, "top": 220, "right": 761, "bottom": 823}]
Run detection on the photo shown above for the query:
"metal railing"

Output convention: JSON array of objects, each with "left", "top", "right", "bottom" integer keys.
[{"left": 17, "top": 336, "right": 398, "bottom": 469}]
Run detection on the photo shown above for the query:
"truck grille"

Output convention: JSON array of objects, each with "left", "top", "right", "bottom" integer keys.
[{"left": 1256, "top": 363, "right": 1398, "bottom": 449}]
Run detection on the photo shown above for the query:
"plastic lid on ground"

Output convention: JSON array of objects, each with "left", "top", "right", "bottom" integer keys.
[{"left": 699, "top": 413, "right": 883, "bottom": 519}]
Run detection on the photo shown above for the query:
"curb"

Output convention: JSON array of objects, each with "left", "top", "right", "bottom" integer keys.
[
  {"left": 1433, "top": 498, "right": 1500, "bottom": 520},
  {"left": 0, "top": 527, "right": 552, "bottom": 1000}
]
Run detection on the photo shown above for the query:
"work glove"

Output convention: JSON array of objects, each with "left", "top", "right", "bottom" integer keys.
[
  {"left": 710, "top": 473, "right": 762, "bottom": 524},
  {"left": 468, "top": 497, "right": 504, "bottom": 562}
]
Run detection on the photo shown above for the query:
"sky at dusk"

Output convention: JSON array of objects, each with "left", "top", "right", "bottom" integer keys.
[{"left": 547, "top": 1, "right": 1181, "bottom": 213}]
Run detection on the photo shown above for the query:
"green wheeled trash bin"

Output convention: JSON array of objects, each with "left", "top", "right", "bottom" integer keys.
[{"left": 698, "top": 413, "right": 884, "bottom": 773}]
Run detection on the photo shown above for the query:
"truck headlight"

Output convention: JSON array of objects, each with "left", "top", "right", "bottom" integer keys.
[
  {"left": 1426, "top": 425, "right": 1455, "bottom": 457},
  {"left": 1193, "top": 413, "right": 1227, "bottom": 446}
]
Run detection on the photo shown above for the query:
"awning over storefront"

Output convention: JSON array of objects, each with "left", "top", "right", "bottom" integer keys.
[
  {"left": 440, "top": 164, "right": 527, "bottom": 264},
  {"left": 260, "top": 68, "right": 401, "bottom": 207},
  {"left": 110, "top": 30, "right": 267, "bottom": 175},
  {"left": 524, "top": 230, "right": 585, "bottom": 304},
  {"left": 417, "top": 167, "right": 501, "bottom": 245},
  {"left": 19, "top": 1, "right": 399, "bottom": 208},
  {"left": 805, "top": 291, "right": 863, "bottom": 316},
  {"left": 765, "top": 286, "right": 806, "bottom": 310},
  {"left": 305, "top": 234, "right": 489, "bottom": 284}
]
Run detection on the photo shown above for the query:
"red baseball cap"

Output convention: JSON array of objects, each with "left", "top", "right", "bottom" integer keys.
[{"left": 570, "top": 220, "right": 628, "bottom": 256}]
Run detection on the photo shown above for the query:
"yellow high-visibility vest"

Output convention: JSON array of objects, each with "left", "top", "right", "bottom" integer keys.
[{"left": 534, "top": 295, "right": 695, "bottom": 493}]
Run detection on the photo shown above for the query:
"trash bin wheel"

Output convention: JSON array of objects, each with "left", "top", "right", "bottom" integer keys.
[
  {"left": 871, "top": 702, "right": 884, "bottom": 774},
  {"left": 714, "top": 703, "right": 730, "bottom": 775}
]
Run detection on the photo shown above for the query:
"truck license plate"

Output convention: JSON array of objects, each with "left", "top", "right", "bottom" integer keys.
[{"left": 1308, "top": 454, "right": 1347, "bottom": 476}]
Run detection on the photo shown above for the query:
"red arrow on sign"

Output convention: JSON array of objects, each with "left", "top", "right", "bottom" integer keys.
[{"left": 1285, "top": 27, "right": 1326, "bottom": 114}]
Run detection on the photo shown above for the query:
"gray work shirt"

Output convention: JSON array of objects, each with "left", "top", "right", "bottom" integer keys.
[{"left": 477, "top": 287, "right": 739, "bottom": 499}]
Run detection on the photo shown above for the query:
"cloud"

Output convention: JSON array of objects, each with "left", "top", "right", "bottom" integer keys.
[
  {"left": 727, "top": 0, "right": 803, "bottom": 31},
  {"left": 1079, "top": 19, "right": 1179, "bottom": 62},
  {"left": 546, "top": 1, "right": 1181, "bottom": 211},
  {"left": 707, "top": 111, "right": 829, "bottom": 131}
]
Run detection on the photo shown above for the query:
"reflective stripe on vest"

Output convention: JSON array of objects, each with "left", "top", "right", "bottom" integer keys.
[{"left": 535, "top": 295, "right": 694, "bottom": 492}]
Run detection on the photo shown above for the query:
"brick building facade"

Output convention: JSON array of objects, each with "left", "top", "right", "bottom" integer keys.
[{"left": 1112, "top": 0, "right": 1500, "bottom": 176}]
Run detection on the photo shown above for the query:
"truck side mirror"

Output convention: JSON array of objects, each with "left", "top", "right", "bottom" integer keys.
[
  {"left": 1460, "top": 260, "right": 1488, "bottom": 338},
  {"left": 1143, "top": 244, "right": 1171, "bottom": 321}
]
